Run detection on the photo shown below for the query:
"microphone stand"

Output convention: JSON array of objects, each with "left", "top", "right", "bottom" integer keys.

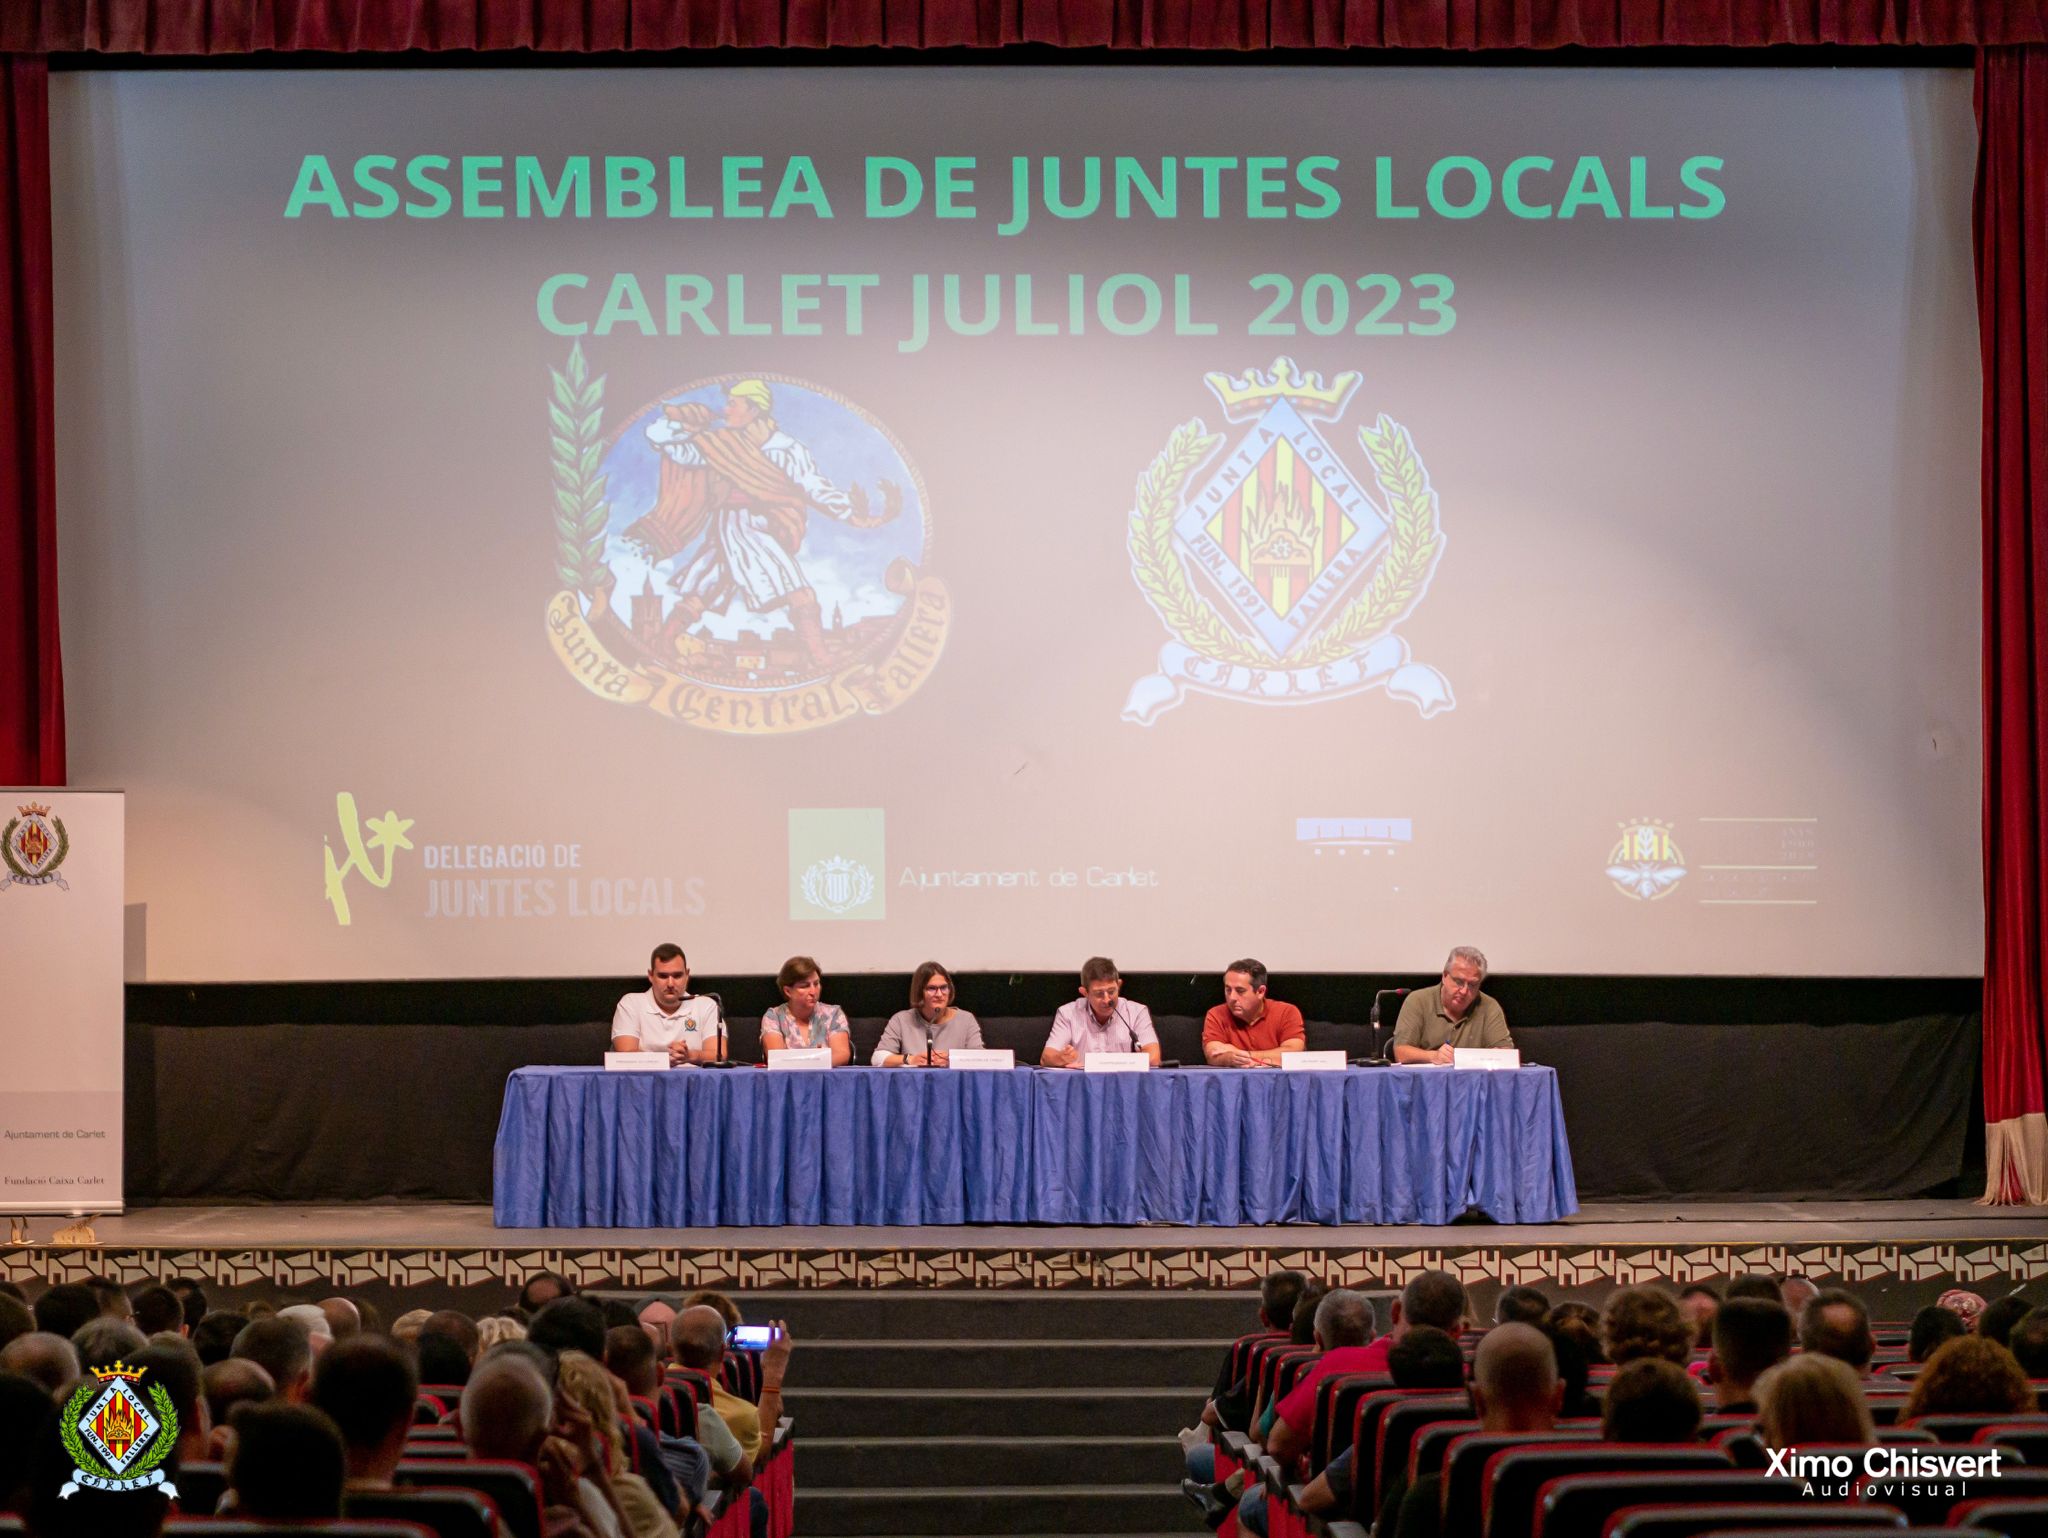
[{"left": 1359, "top": 988, "right": 1408, "bottom": 1065}]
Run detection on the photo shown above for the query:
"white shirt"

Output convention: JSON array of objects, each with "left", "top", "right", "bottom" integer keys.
[
  {"left": 612, "top": 989, "right": 720, "bottom": 1051},
  {"left": 1046, "top": 998, "right": 1159, "bottom": 1056}
]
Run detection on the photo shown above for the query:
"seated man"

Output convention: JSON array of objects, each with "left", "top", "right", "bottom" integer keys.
[
  {"left": 1392, "top": 946, "right": 1513, "bottom": 1065},
  {"left": 1043, "top": 957, "right": 1161, "bottom": 1068},
  {"left": 611, "top": 943, "right": 723, "bottom": 1065},
  {"left": 1201, "top": 959, "right": 1305, "bottom": 1068}
]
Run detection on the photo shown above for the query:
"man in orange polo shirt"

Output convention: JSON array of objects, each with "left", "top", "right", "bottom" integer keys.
[{"left": 1201, "top": 958, "right": 1306, "bottom": 1067}]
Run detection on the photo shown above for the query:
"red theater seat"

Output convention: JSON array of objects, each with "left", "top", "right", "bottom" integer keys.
[
  {"left": 1531, "top": 1471, "right": 1808, "bottom": 1538},
  {"left": 1314, "top": 1375, "right": 1397, "bottom": 1473},
  {"left": 174, "top": 1461, "right": 226, "bottom": 1516},
  {"left": 1606, "top": 1504, "right": 1910, "bottom": 1537},
  {"left": 395, "top": 1458, "right": 544, "bottom": 1538},
  {"left": 1441, "top": 1430, "right": 1595, "bottom": 1537},
  {"left": 1481, "top": 1442, "right": 1732, "bottom": 1538},
  {"left": 1951, "top": 1496, "right": 2048, "bottom": 1534},
  {"left": 345, "top": 1487, "right": 501, "bottom": 1538},
  {"left": 1373, "top": 1394, "right": 1473, "bottom": 1510},
  {"left": 161, "top": 1524, "right": 435, "bottom": 1538},
  {"left": 1910, "top": 1414, "right": 2048, "bottom": 1444}
]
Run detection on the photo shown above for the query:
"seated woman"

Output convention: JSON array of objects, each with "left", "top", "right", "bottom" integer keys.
[
  {"left": 760, "top": 955, "right": 852, "bottom": 1066},
  {"left": 874, "top": 961, "right": 983, "bottom": 1066},
  {"left": 1755, "top": 1353, "right": 1874, "bottom": 1448}
]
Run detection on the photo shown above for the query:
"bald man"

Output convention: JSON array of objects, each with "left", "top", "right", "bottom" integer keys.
[
  {"left": 1383, "top": 1323, "right": 1562, "bottom": 1538},
  {"left": 0, "top": 1333, "right": 79, "bottom": 1398},
  {"left": 461, "top": 1354, "right": 611, "bottom": 1538}
]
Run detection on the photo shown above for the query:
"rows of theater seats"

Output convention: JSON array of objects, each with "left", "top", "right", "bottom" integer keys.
[{"left": 1203, "top": 1302, "right": 2048, "bottom": 1538}]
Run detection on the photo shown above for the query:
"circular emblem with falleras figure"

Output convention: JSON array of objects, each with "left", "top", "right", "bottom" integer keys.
[{"left": 543, "top": 347, "right": 951, "bottom": 736}]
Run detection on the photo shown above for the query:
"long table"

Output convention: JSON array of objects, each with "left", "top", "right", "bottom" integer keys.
[{"left": 493, "top": 1065, "right": 1577, "bottom": 1227}]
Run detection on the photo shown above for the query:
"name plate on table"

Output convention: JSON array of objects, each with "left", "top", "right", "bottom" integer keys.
[
  {"left": 1281, "top": 1051, "right": 1348, "bottom": 1072},
  {"left": 1452, "top": 1047, "right": 1522, "bottom": 1070},
  {"left": 949, "top": 1049, "right": 1016, "bottom": 1071},
  {"left": 1084, "top": 1052, "right": 1151, "bottom": 1073},
  {"left": 604, "top": 1051, "right": 669, "bottom": 1072},
  {"left": 766, "top": 1048, "right": 832, "bottom": 1071}
]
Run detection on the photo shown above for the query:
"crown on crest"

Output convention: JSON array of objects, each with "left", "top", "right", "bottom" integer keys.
[
  {"left": 90, "top": 1361, "right": 146, "bottom": 1383},
  {"left": 18, "top": 803, "right": 50, "bottom": 819},
  {"left": 1203, "top": 357, "right": 1362, "bottom": 422}
]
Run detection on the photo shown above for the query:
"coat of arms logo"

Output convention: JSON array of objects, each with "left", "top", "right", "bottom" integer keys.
[
  {"left": 1, "top": 802, "right": 70, "bottom": 891},
  {"left": 800, "top": 855, "right": 876, "bottom": 916},
  {"left": 1123, "top": 358, "right": 1454, "bottom": 723},
  {"left": 543, "top": 345, "right": 949, "bottom": 736},
  {"left": 57, "top": 1362, "right": 179, "bottom": 1500}
]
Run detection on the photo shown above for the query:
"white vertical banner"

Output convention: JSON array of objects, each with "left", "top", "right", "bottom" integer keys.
[{"left": 0, "top": 790, "right": 124, "bottom": 1213}]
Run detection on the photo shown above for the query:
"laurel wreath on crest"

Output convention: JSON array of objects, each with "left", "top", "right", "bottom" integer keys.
[
  {"left": 548, "top": 343, "right": 612, "bottom": 598},
  {"left": 1129, "top": 413, "right": 1443, "bottom": 667},
  {"left": 59, "top": 1381, "right": 176, "bottom": 1484},
  {"left": 0, "top": 817, "right": 68, "bottom": 881}
]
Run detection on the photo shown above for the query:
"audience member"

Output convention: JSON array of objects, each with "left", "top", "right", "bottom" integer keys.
[
  {"left": 421, "top": 1310, "right": 481, "bottom": 1365},
  {"left": 1904, "top": 1335, "right": 2037, "bottom": 1419},
  {"left": 531, "top": 1297, "right": 612, "bottom": 1362},
  {"left": 1375, "top": 1323, "right": 1561, "bottom": 1538},
  {"left": 518, "top": 1271, "right": 577, "bottom": 1312},
  {"left": 278, "top": 1303, "right": 336, "bottom": 1352},
  {"left": 1708, "top": 1297, "right": 1793, "bottom": 1416},
  {"left": 1387, "top": 1326, "right": 1467, "bottom": 1390},
  {"left": 1910, "top": 1305, "right": 1968, "bottom": 1365},
  {"left": 1756, "top": 1354, "right": 1874, "bottom": 1448},
  {"left": 168, "top": 1278, "right": 208, "bottom": 1332},
  {"left": 1677, "top": 1284, "right": 1720, "bottom": 1348},
  {"left": 605, "top": 1325, "right": 718, "bottom": 1504},
  {"left": 309, "top": 1335, "right": 417, "bottom": 1491},
  {"left": 1602, "top": 1357, "right": 1703, "bottom": 1442},
  {"left": 461, "top": 1352, "right": 612, "bottom": 1538},
  {"left": 1601, "top": 1288, "right": 1693, "bottom": 1368},
  {"left": 86, "top": 1278, "right": 133, "bottom": 1323},
  {"left": 1494, "top": 1286, "right": 1550, "bottom": 1327},
  {"left": 319, "top": 1297, "right": 362, "bottom": 1341},
  {"left": 417, "top": 1332, "right": 474, "bottom": 1389},
  {"left": 190, "top": 1311, "right": 245, "bottom": 1367},
  {"left": 1547, "top": 1300, "right": 1604, "bottom": 1345},
  {"left": 130, "top": 1286, "right": 184, "bottom": 1339},
  {"left": 682, "top": 1290, "right": 744, "bottom": 1329},
  {"left": 30, "top": 1284, "right": 97, "bottom": 1342},
  {"left": 1286, "top": 1285, "right": 1327, "bottom": 1346},
  {"left": 0, "top": 1296, "right": 33, "bottom": 1355},
  {"left": 1541, "top": 1313, "right": 1600, "bottom": 1418},
  {"left": 1799, "top": 1288, "right": 1876, "bottom": 1374},
  {"left": 1979, "top": 1294, "right": 2033, "bottom": 1349},
  {"left": 670, "top": 1306, "right": 788, "bottom": 1464},
  {"left": 1724, "top": 1275, "right": 1784, "bottom": 1305},
  {"left": 226, "top": 1401, "right": 346, "bottom": 1520},
  {"left": 0, "top": 1283, "right": 20, "bottom": 1303},
  {"left": 0, "top": 1373, "right": 55, "bottom": 1516},
  {"left": 391, "top": 1308, "right": 434, "bottom": 1342},
  {"left": 131, "top": 1339, "right": 210, "bottom": 1468},
  {"left": 1263, "top": 1290, "right": 1381, "bottom": 1462},
  {"left": 477, "top": 1315, "right": 528, "bottom": 1352},
  {"left": 2007, "top": 1306, "right": 2048, "bottom": 1379},
  {"left": 204, "top": 1357, "right": 277, "bottom": 1431},
  {"left": 232, "top": 1316, "right": 314, "bottom": 1400},
  {"left": 1937, "top": 1288, "right": 1988, "bottom": 1332},
  {"left": 1778, "top": 1274, "right": 1820, "bottom": 1319},
  {"left": 0, "top": 1333, "right": 78, "bottom": 1396},
  {"left": 558, "top": 1349, "right": 681, "bottom": 1538},
  {"left": 72, "top": 1317, "right": 148, "bottom": 1372}
]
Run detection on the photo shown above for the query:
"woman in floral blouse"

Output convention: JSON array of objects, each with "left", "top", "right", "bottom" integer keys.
[{"left": 760, "top": 955, "right": 852, "bottom": 1066}]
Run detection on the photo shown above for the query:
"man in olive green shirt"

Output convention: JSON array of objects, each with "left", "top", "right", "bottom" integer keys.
[{"left": 1391, "top": 946, "right": 1513, "bottom": 1064}]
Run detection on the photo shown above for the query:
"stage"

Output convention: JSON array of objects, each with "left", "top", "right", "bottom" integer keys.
[{"left": 6, "top": 1199, "right": 2045, "bottom": 1316}]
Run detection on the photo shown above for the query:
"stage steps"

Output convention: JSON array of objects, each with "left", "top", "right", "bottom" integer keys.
[{"left": 747, "top": 1288, "right": 1231, "bottom": 1537}]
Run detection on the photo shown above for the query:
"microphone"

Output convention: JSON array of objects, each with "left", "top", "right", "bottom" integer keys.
[
  {"left": 692, "top": 991, "right": 727, "bottom": 1065},
  {"left": 1363, "top": 988, "right": 1409, "bottom": 1065},
  {"left": 926, "top": 1011, "right": 938, "bottom": 1068}
]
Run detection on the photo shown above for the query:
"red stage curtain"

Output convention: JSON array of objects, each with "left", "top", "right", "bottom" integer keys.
[
  {"left": 3, "top": 0, "right": 2044, "bottom": 53},
  {"left": 1979, "top": 44, "right": 2048, "bottom": 1205},
  {"left": 0, "top": 55, "right": 61, "bottom": 788}
]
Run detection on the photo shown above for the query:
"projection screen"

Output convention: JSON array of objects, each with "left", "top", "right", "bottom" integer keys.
[{"left": 50, "top": 66, "right": 1982, "bottom": 980}]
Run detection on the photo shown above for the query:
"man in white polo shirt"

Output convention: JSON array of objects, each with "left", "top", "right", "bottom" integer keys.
[
  {"left": 1041, "top": 956, "right": 1161, "bottom": 1067},
  {"left": 611, "top": 943, "right": 724, "bottom": 1064}
]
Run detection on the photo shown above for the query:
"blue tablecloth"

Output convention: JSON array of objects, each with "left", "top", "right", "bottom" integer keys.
[{"left": 493, "top": 1065, "right": 1577, "bottom": 1228}]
